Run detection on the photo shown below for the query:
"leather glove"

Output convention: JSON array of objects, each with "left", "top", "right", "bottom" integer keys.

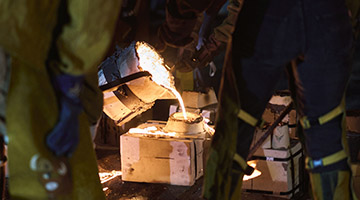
[
  {"left": 191, "top": 33, "right": 225, "bottom": 69},
  {"left": 46, "top": 74, "right": 83, "bottom": 157},
  {"left": 174, "top": 34, "right": 225, "bottom": 73}
]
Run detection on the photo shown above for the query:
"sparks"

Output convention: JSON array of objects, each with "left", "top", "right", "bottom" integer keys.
[
  {"left": 135, "top": 42, "right": 173, "bottom": 89},
  {"left": 129, "top": 126, "right": 177, "bottom": 137},
  {"left": 135, "top": 42, "right": 187, "bottom": 119}
]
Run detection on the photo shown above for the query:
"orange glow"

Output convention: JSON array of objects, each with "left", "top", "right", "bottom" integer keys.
[
  {"left": 129, "top": 126, "right": 177, "bottom": 137},
  {"left": 243, "top": 161, "right": 262, "bottom": 181},
  {"left": 99, "top": 170, "right": 122, "bottom": 184},
  {"left": 203, "top": 122, "right": 215, "bottom": 136},
  {"left": 135, "top": 42, "right": 187, "bottom": 119}
]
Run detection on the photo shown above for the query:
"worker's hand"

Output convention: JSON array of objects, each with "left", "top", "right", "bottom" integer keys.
[
  {"left": 172, "top": 34, "right": 225, "bottom": 73},
  {"left": 191, "top": 34, "right": 225, "bottom": 69},
  {"left": 46, "top": 74, "right": 83, "bottom": 157}
]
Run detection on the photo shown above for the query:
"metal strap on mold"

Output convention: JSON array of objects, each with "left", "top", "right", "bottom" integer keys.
[{"left": 247, "top": 102, "right": 294, "bottom": 160}]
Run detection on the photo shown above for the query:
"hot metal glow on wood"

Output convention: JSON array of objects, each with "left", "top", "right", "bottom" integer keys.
[
  {"left": 99, "top": 170, "right": 122, "bottom": 184},
  {"left": 243, "top": 161, "right": 262, "bottom": 181}
]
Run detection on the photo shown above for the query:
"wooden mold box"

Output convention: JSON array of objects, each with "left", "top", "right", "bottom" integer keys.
[
  {"left": 242, "top": 140, "right": 304, "bottom": 199},
  {"left": 120, "top": 122, "right": 210, "bottom": 186},
  {"left": 181, "top": 89, "right": 217, "bottom": 109}
]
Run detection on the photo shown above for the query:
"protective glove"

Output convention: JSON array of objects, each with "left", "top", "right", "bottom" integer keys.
[
  {"left": 46, "top": 74, "right": 83, "bottom": 157},
  {"left": 173, "top": 33, "right": 225, "bottom": 73},
  {"left": 191, "top": 33, "right": 225, "bottom": 70}
]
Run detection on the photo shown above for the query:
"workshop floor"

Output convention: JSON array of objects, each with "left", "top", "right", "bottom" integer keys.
[
  {"left": 96, "top": 148, "right": 360, "bottom": 200},
  {"left": 1, "top": 146, "right": 358, "bottom": 200}
]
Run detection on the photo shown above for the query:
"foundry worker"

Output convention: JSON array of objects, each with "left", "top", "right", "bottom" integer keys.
[
  {"left": 157, "top": 0, "right": 241, "bottom": 73},
  {"left": 157, "top": 0, "right": 358, "bottom": 199},
  {"left": 156, "top": 0, "right": 241, "bottom": 94},
  {"left": 0, "top": 1, "right": 122, "bottom": 199}
]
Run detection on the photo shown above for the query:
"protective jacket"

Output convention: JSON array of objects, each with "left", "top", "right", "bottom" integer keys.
[{"left": 0, "top": 1, "right": 121, "bottom": 199}]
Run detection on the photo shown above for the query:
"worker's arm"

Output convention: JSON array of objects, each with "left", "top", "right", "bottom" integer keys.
[
  {"left": 176, "top": 0, "right": 243, "bottom": 72},
  {"left": 46, "top": 0, "right": 122, "bottom": 156},
  {"left": 54, "top": 0, "right": 122, "bottom": 75},
  {"left": 213, "top": 0, "right": 243, "bottom": 43},
  {"left": 0, "top": 1, "right": 59, "bottom": 68}
]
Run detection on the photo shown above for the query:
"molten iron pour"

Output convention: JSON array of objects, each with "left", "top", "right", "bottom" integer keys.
[
  {"left": 99, "top": 41, "right": 189, "bottom": 126},
  {"left": 99, "top": 41, "right": 261, "bottom": 184}
]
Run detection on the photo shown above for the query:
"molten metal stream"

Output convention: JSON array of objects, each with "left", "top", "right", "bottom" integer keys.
[
  {"left": 135, "top": 42, "right": 187, "bottom": 120},
  {"left": 168, "top": 87, "right": 187, "bottom": 120}
]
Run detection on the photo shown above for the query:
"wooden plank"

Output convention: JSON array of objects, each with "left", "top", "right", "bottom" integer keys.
[{"left": 182, "top": 89, "right": 218, "bottom": 109}]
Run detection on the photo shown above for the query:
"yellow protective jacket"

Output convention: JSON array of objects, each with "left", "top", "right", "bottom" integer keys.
[{"left": 0, "top": 1, "right": 122, "bottom": 199}]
